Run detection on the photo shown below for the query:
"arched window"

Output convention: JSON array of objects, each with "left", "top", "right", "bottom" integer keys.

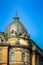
[
  {"left": 10, "top": 52, "right": 15, "bottom": 61},
  {"left": 22, "top": 53, "right": 25, "bottom": 61}
]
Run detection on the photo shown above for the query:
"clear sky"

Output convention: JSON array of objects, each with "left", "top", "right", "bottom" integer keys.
[{"left": 0, "top": 0, "right": 43, "bottom": 49}]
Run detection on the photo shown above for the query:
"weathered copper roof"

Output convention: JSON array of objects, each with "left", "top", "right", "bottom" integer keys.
[{"left": 5, "top": 16, "right": 29, "bottom": 38}]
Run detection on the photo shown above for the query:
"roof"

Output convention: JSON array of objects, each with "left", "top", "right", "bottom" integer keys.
[
  {"left": 30, "top": 39, "right": 43, "bottom": 56},
  {"left": 5, "top": 16, "right": 29, "bottom": 38}
]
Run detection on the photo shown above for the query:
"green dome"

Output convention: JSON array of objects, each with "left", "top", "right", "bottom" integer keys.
[{"left": 5, "top": 16, "right": 29, "bottom": 38}]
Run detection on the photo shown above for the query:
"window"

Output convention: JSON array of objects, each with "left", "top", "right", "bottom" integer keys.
[
  {"left": 22, "top": 53, "right": 25, "bottom": 61},
  {"left": 27, "top": 53, "right": 30, "bottom": 63},
  {"left": 10, "top": 52, "right": 15, "bottom": 61}
]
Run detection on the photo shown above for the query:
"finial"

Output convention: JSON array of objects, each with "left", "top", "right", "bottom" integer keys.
[
  {"left": 14, "top": 10, "right": 19, "bottom": 20},
  {"left": 15, "top": 1, "right": 18, "bottom": 17},
  {"left": 15, "top": 8, "right": 17, "bottom": 17},
  {"left": 13, "top": 1, "right": 19, "bottom": 20}
]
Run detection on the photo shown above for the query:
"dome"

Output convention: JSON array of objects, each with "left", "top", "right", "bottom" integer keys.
[{"left": 5, "top": 16, "right": 29, "bottom": 39}]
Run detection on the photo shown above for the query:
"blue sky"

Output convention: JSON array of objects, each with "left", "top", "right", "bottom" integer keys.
[{"left": 0, "top": 0, "right": 43, "bottom": 49}]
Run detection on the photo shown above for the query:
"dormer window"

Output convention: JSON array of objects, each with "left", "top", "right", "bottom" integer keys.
[
  {"left": 11, "top": 30, "right": 14, "bottom": 34},
  {"left": 10, "top": 30, "right": 16, "bottom": 37}
]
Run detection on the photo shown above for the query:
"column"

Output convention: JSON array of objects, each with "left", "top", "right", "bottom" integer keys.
[{"left": 32, "top": 51, "right": 36, "bottom": 65}]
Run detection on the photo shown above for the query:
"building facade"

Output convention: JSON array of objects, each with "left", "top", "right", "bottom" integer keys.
[{"left": 0, "top": 15, "right": 43, "bottom": 65}]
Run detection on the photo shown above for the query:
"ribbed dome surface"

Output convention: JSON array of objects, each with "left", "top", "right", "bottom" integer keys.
[{"left": 5, "top": 16, "right": 29, "bottom": 38}]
